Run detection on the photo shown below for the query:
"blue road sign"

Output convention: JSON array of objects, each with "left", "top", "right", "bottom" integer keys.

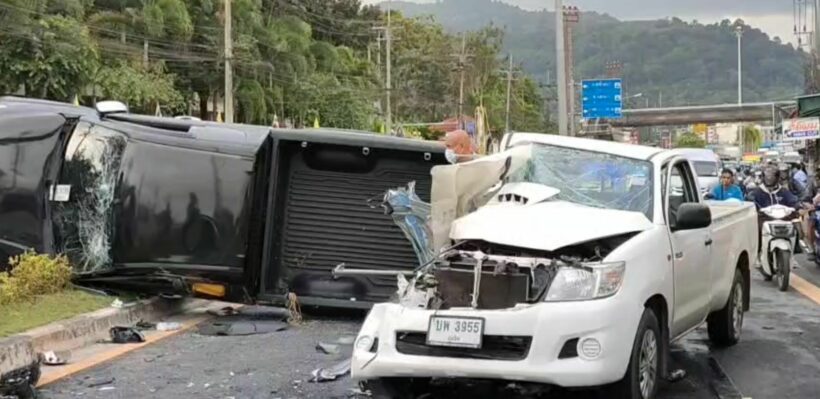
[{"left": 582, "top": 79, "right": 623, "bottom": 119}]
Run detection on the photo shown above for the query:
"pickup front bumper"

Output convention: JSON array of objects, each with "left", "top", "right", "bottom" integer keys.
[{"left": 351, "top": 296, "right": 643, "bottom": 387}]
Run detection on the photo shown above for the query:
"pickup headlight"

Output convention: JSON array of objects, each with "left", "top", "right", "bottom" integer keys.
[{"left": 544, "top": 262, "right": 626, "bottom": 302}]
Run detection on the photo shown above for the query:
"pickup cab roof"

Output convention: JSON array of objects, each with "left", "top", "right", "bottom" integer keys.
[{"left": 502, "top": 132, "right": 663, "bottom": 160}]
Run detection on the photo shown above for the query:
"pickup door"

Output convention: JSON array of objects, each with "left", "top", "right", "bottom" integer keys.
[{"left": 663, "top": 158, "right": 713, "bottom": 338}]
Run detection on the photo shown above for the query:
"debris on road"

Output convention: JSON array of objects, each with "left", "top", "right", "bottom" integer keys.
[
  {"left": 315, "top": 335, "right": 357, "bottom": 357},
  {"left": 85, "top": 377, "right": 115, "bottom": 388},
  {"left": 110, "top": 299, "right": 137, "bottom": 309},
  {"left": 197, "top": 321, "right": 288, "bottom": 336},
  {"left": 286, "top": 293, "right": 303, "bottom": 325},
  {"left": 40, "top": 351, "right": 70, "bottom": 366},
  {"left": 109, "top": 327, "right": 145, "bottom": 343},
  {"left": 315, "top": 343, "right": 341, "bottom": 355},
  {"left": 310, "top": 359, "right": 351, "bottom": 383},
  {"left": 156, "top": 322, "right": 182, "bottom": 331},
  {"left": 135, "top": 320, "right": 156, "bottom": 330},
  {"left": 0, "top": 360, "right": 40, "bottom": 399},
  {"left": 206, "top": 306, "right": 239, "bottom": 317}
]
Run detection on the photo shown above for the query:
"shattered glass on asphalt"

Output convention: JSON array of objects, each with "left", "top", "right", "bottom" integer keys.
[
  {"left": 55, "top": 127, "right": 127, "bottom": 274},
  {"left": 507, "top": 144, "right": 654, "bottom": 219}
]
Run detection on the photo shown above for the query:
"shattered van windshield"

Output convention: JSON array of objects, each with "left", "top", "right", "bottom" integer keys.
[{"left": 507, "top": 144, "right": 653, "bottom": 219}]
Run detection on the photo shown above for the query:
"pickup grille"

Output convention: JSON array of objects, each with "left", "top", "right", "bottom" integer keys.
[{"left": 395, "top": 332, "right": 532, "bottom": 361}]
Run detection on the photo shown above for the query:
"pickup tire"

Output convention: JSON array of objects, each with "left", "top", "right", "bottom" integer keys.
[
  {"left": 707, "top": 269, "right": 744, "bottom": 347},
  {"left": 612, "top": 309, "right": 661, "bottom": 399}
]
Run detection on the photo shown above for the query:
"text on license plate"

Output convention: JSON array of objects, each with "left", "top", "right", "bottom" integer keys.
[{"left": 426, "top": 316, "right": 484, "bottom": 349}]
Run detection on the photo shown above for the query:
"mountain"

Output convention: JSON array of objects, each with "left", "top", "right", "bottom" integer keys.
[{"left": 387, "top": 0, "right": 806, "bottom": 107}]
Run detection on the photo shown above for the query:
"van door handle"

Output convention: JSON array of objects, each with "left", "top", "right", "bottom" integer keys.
[
  {"left": 704, "top": 239, "right": 713, "bottom": 247},
  {"left": 675, "top": 252, "right": 684, "bottom": 259}
]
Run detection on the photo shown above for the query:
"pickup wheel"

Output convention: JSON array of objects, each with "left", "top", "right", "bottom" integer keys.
[
  {"left": 707, "top": 269, "right": 744, "bottom": 347},
  {"left": 612, "top": 309, "right": 661, "bottom": 399}
]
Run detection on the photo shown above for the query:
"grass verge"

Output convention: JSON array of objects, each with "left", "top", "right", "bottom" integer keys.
[{"left": 0, "top": 290, "right": 111, "bottom": 338}]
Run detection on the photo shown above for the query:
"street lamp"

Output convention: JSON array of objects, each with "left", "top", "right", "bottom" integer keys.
[
  {"left": 735, "top": 25, "right": 743, "bottom": 105},
  {"left": 625, "top": 93, "right": 643, "bottom": 108}
]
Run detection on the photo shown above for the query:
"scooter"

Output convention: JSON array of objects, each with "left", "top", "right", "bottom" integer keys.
[{"left": 759, "top": 204, "right": 799, "bottom": 291}]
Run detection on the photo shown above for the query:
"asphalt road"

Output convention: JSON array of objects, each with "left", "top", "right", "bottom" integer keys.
[{"left": 39, "top": 268, "right": 819, "bottom": 399}]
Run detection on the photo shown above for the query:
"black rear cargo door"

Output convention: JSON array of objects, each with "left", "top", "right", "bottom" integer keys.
[{"left": 265, "top": 140, "right": 440, "bottom": 305}]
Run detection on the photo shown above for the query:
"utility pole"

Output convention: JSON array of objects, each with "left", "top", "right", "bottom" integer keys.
[
  {"left": 735, "top": 25, "right": 743, "bottom": 105},
  {"left": 452, "top": 34, "right": 473, "bottom": 130},
  {"left": 385, "top": 0, "right": 393, "bottom": 135},
  {"left": 505, "top": 55, "right": 514, "bottom": 133},
  {"left": 458, "top": 34, "right": 467, "bottom": 129},
  {"left": 224, "top": 0, "right": 234, "bottom": 123},
  {"left": 563, "top": 6, "right": 580, "bottom": 136},
  {"left": 555, "top": 0, "right": 568, "bottom": 136},
  {"left": 815, "top": 0, "right": 820, "bottom": 55}
]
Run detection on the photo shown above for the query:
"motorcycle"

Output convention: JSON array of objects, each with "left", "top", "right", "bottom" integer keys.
[{"left": 759, "top": 204, "right": 799, "bottom": 291}]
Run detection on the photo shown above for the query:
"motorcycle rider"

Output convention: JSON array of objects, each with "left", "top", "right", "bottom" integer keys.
[
  {"left": 751, "top": 165, "right": 800, "bottom": 256},
  {"left": 803, "top": 167, "right": 820, "bottom": 255},
  {"left": 710, "top": 168, "right": 744, "bottom": 201}
]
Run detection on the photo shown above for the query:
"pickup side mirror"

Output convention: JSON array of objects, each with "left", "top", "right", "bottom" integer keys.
[{"left": 674, "top": 203, "right": 712, "bottom": 231}]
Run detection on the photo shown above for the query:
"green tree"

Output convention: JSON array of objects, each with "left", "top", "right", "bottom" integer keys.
[
  {"left": 742, "top": 125, "right": 762, "bottom": 152},
  {"left": 95, "top": 62, "right": 183, "bottom": 113},
  {"left": 391, "top": 0, "right": 804, "bottom": 106},
  {"left": 675, "top": 132, "right": 707, "bottom": 148},
  {"left": 0, "top": 0, "right": 100, "bottom": 99}
]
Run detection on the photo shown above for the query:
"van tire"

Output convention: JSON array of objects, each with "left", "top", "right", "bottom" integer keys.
[
  {"left": 612, "top": 309, "right": 661, "bottom": 399},
  {"left": 707, "top": 269, "right": 744, "bottom": 347}
]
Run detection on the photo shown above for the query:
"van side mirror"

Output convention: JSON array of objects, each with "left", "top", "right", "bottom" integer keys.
[{"left": 674, "top": 203, "right": 712, "bottom": 231}]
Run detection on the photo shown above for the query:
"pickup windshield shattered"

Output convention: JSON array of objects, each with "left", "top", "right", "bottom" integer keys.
[{"left": 507, "top": 144, "right": 653, "bottom": 219}]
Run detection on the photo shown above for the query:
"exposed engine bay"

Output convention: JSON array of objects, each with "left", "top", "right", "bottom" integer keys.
[{"left": 397, "top": 234, "right": 637, "bottom": 311}]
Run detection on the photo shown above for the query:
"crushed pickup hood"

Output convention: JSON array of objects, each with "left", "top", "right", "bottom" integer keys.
[{"left": 449, "top": 200, "right": 653, "bottom": 252}]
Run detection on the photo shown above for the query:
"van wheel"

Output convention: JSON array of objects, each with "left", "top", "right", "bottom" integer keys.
[
  {"left": 612, "top": 309, "right": 661, "bottom": 399},
  {"left": 707, "top": 269, "right": 744, "bottom": 347}
]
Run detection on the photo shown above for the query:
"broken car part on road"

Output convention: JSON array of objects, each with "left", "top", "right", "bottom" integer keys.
[{"left": 0, "top": 96, "right": 445, "bottom": 309}]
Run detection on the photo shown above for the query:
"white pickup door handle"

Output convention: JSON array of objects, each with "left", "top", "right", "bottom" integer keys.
[
  {"left": 704, "top": 238, "right": 713, "bottom": 246},
  {"left": 674, "top": 252, "right": 684, "bottom": 259}
]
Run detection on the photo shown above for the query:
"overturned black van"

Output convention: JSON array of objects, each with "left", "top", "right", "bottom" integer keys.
[{"left": 0, "top": 97, "right": 445, "bottom": 308}]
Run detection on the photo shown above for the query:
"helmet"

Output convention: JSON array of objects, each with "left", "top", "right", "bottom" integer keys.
[{"left": 762, "top": 165, "right": 780, "bottom": 189}]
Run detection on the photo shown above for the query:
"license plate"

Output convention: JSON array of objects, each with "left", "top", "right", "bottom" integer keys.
[{"left": 426, "top": 316, "right": 484, "bottom": 349}]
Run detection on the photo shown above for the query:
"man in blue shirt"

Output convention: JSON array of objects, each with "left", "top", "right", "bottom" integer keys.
[{"left": 710, "top": 168, "right": 744, "bottom": 201}]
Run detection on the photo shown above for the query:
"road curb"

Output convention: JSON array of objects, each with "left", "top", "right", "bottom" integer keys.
[{"left": 0, "top": 296, "right": 207, "bottom": 380}]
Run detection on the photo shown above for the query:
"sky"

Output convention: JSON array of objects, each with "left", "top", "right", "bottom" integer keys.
[{"left": 363, "top": 0, "right": 810, "bottom": 46}]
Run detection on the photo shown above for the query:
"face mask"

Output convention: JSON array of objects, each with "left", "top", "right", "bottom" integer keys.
[{"left": 445, "top": 149, "right": 459, "bottom": 164}]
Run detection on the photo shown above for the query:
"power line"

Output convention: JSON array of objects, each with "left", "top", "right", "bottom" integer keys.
[{"left": 279, "top": 0, "right": 381, "bottom": 25}]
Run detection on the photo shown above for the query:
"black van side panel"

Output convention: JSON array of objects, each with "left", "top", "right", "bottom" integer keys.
[{"left": 264, "top": 141, "right": 437, "bottom": 304}]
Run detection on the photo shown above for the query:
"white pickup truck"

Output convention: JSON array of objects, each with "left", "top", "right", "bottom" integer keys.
[{"left": 350, "top": 133, "right": 758, "bottom": 399}]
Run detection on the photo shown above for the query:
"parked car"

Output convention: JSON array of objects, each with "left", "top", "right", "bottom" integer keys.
[
  {"left": 669, "top": 148, "right": 722, "bottom": 196},
  {"left": 0, "top": 96, "right": 445, "bottom": 307},
  {"left": 351, "top": 133, "right": 757, "bottom": 399}
]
